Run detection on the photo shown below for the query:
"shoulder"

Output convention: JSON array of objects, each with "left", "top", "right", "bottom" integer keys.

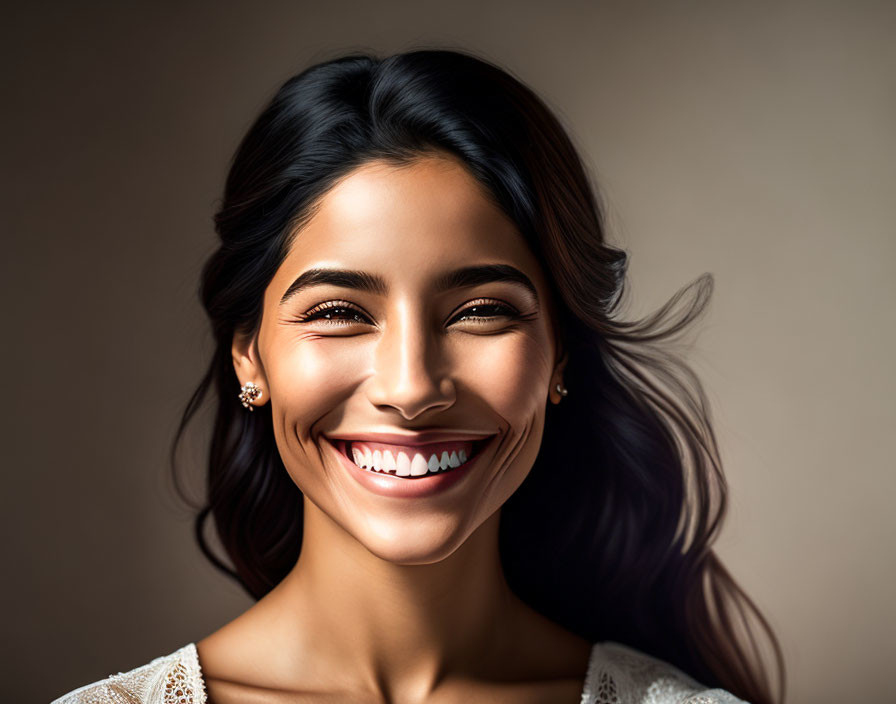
[
  {"left": 582, "top": 641, "right": 749, "bottom": 704},
  {"left": 51, "top": 644, "right": 205, "bottom": 704}
]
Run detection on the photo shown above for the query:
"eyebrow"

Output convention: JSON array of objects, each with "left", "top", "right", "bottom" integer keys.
[{"left": 279, "top": 264, "right": 539, "bottom": 305}]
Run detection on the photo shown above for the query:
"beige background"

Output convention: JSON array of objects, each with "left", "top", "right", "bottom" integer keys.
[{"left": 3, "top": 2, "right": 893, "bottom": 702}]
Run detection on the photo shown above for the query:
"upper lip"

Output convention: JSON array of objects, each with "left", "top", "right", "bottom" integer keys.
[{"left": 324, "top": 430, "right": 497, "bottom": 446}]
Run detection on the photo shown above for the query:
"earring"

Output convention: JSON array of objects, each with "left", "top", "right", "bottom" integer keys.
[
  {"left": 555, "top": 383, "right": 568, "bottom": 399},
  {"left": 238, "top": 381, "right": 262, "bottom": 411}
]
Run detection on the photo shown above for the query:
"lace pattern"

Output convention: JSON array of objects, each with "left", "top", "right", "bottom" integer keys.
[
  {"left": 51, "top": 645, "right": 206, "bottom": 704},
  {"left": 581, "top": 642, "right": 748, "bottom": 703},
  {"left": 53, "top": 640, "right": 745, "bottom": 703}
]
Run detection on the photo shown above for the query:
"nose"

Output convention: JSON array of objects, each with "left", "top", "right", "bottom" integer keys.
[{"left": 365, "top": 303, "right": 456, "bottom": 420}]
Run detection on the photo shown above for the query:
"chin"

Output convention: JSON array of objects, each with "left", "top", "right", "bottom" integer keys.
[{"left": 349, "top": 515, "right": 480, "bottom": 566}]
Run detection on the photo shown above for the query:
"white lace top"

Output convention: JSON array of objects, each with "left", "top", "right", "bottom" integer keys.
[{"left": 51, "top": 641, "right": 747, "bottom": 703}]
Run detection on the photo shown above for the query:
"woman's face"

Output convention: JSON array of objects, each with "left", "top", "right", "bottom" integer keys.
[{"left": 233, "top": 154, "right": 567, "bottom": 564}]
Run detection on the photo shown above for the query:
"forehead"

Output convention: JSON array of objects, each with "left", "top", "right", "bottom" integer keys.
[{"left": 269, "top": 155, "right": 545, "bottom": 295}]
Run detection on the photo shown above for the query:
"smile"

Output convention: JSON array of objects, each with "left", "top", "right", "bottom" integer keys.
[{"left": 338, "top": 438, "right": 491, "bottom": 478}]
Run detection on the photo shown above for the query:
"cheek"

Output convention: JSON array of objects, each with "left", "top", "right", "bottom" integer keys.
[
  {"left": 265, "top": 337, "right": 366, "bottom": 442},
  {"left": 456, "top": 332, "right": 552, "bottom": 507},
  {"left": 457, "top": 330, "right": 554, "bottom": 414},
  {"left": 265, "top": 326, "right": 554, "bottom": 439}
]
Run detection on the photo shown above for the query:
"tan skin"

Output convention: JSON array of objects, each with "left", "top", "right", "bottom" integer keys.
[{"left": 197, "top": 153, "right": 593, "bottom": 703}]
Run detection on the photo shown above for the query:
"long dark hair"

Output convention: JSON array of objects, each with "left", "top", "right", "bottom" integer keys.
[{"left": 172, "top": 48, "right": 785, "bottom": 704}]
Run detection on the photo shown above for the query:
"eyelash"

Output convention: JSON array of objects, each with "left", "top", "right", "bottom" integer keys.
[{"left": 295, "top": 298, "right": 522, "bottom": 327}]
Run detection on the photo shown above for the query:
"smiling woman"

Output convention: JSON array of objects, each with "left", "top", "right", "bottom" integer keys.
[
  {"left": 227, "top": 155, "right": 566, "bottom": 563},
  {"left": 52, "top": 49, "right": 784, "bottom": 704}
]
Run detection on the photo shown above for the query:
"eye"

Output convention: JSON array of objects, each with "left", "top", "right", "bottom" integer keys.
[
  {"left": 448, "top": 299, "right": 521, "bottom": 325},
  {"left": 296, "top": 300, "right": 372, "bottom": 326},
  {"left": 295, "top": 298, "right": 522, "bottom": 328}
]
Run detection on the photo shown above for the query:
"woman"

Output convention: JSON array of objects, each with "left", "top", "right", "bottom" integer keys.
[{"left": 54, "top": 48, "right": 784, "bottom": 704}]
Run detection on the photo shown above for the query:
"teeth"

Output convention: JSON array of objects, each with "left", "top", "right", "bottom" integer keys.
[
  {"left": 348, "top": 442, "right": 475, "bottom": 476},
  {"left": 411, "top": 453, "right": 429, "bottom": 476}
]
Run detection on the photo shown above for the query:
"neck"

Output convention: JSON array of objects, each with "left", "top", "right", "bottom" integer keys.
[{"left": 261, "top": 499, "right": 523, "bottom": 701}]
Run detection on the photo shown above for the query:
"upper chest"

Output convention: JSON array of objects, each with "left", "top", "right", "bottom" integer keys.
[{"left": 202, "top": 674, "right": 587, "bottom": 704}]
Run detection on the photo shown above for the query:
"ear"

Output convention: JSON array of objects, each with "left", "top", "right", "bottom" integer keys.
[
  {"left": 549, "top": 337, "right": 569, "bottom": 405},
  {"left": 232, "top": 328, "right": 269, "bottom": 409}
]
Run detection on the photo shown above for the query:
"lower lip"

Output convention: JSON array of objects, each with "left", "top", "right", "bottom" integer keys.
[{"left": 326, "top": 437, "right": 494, "bottom": 499}]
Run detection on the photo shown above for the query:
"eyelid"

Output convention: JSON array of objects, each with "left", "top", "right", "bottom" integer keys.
[
  {"left": 295, "top": 299, "right": 372, "bottom": 324},
  {"left": 302, "top": 299, "right": 362, "bottom": 316},
  {"left": 447, "top": 297, "right": 519, "bottom": 321}
]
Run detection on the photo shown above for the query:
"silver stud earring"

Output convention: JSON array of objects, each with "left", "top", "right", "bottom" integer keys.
[
  {"left": 555, "top": 383, "right": 568, "bottom": 399},
  {"left": 238, "top": 381, "right": 262, "bottom": 410}
]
